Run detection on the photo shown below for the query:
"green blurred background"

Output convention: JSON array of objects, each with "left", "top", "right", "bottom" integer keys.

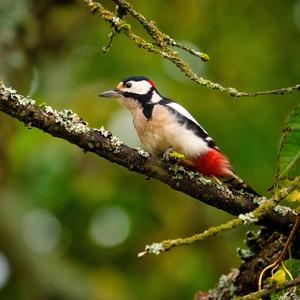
[{"left": 0, "top": 0, "right": 299, "bottom": 299}]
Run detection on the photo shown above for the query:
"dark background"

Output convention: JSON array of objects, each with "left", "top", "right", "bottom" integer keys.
[{"left": 0, "top": 0, "right": 300, "bottom": 299}]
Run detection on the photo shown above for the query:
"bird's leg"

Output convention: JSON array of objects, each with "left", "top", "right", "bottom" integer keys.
[
  {"left": 163, "top": 148, "right": 195, "bottom": 168},
  {"left": 163, "top": 148, "right": 185, "bottom": 162}
]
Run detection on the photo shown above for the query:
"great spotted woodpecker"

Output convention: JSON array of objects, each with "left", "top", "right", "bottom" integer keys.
[{"left": 100, "top": 76, "right": 257, "bottom": 194}]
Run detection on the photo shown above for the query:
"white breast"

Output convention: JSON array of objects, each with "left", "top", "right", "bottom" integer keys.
[{"left": 121, "top": 100, "right": 209, "bottom": 157}]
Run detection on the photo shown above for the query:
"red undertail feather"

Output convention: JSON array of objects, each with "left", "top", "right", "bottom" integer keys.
[
  {"left": 189, "top": 149, "right": 259, "bottom": 195},
  {"left": 192, "top": 149, "right": 233, "bottom": 177}
]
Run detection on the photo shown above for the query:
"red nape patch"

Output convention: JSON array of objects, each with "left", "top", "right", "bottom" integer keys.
[
  {"left": 147, "top": 79, "right": 156, "bottom": 88},
  {"left": 192, "top": 149, "right": 233, "bottom": 177}
]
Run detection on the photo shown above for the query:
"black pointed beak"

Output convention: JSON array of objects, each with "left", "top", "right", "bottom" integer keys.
[{"left": 98, "top": 89, "right": 121, "bottom": 98}]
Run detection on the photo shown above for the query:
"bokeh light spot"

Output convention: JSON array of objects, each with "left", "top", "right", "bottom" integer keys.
[
  {"left": 22, "top": 208, "right": 62, "bottom": 254},
  {"left": 89, "top": 206, "right": 131, "bottom": 248},
  {"left": 0, "top": 252, "right": 10, "bottom": 289}
]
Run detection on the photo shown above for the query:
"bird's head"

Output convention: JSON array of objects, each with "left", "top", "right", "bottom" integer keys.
[{"left": 99, "top": 76, "right": 160, "bottom": 105}]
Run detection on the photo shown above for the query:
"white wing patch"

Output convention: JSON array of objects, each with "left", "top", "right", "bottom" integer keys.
[{"left": 166, "top": 102, "right": 207, "bottom": 133}]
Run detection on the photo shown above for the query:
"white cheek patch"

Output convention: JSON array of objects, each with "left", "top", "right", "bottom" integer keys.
[
  {"left": 124, "top": 80, "right": 153, "bottom": 95},
  {"left": 166, "top": 102, "right": 208, "bottom": 133}
]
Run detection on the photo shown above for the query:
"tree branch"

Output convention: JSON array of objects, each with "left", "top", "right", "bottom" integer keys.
[
  {"left": 0, "top": 80, "right": 298, "bottom": 238},
  {"left": 195, "top": 229, "right": 300, "bottom": 299},
  {"left": 139, "top": 180, "right": 300, "bottom": 257},
  {"left": 83, "top": 0, "right": 300, "bottom": 98},
  {"left": 237, "top": 276, "right": 300, "bottom": 300}
]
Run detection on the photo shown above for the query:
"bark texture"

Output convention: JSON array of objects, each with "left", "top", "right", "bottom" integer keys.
[{"left": 0, "top": 81, "right": 298, "bottom": 240}]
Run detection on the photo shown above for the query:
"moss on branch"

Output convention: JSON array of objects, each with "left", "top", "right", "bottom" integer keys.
[
  {"left": 83, "top": 0, "right": 300, "bottom": 98},
  {"left": 0, "top": 80, "right": 298, "bottom": 241},
  {"left": 138, "top": 181, "right": 299, "bottom": 256}
]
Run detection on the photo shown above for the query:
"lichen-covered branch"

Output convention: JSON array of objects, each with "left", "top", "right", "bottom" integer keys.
[
  {"left": 195, "top": 229, "right": 300, "bottom": 299},
  {"left": 138, "top": 218, "right": 242, "bottom": 257},
  {"left": 237, "top": 276, "right": 300, "bottom": 300},
  {"left": 0, "top": 80, "right": 298, "bottom": 238},
  {"left": 83, "top": 0, "right": 300, "bottom": 98},
  {"left": 138, "top": 181, "right": 300, "bottom": 257}
]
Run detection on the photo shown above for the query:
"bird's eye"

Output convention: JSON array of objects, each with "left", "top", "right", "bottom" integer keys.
[{"left": 125, "top": 82, "right": 132, "bottom": 88}]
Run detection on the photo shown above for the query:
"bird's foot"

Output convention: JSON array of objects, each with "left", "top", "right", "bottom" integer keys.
[{"left": 163, "top": 148, "right": 186, "bottom": 163}]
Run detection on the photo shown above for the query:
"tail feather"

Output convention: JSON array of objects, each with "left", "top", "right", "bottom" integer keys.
[{"left": 221, "top": 173, "right": 259, "bottom": 195}]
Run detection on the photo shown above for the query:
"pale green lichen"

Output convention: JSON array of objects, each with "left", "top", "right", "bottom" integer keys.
[
  {"left": 227, "top": 87, "right": 239, "bottom": 96},
  {"left": 215, "top": 270, "right": 239, "bottom": 297},
  {"left": 95, "top": 126, "right": 124, "bottom": 154},
  {"left": 253, "top": 196, "right": 294, "bottom": 217},
  {"left": 237, "top": 248, "right": 255, "bottom": 260},
  {"left": 0, "top": 83, "right": 35, "bottom": 106},
  {"left": 98, "top": 126, "right": 111, "bottom": 138},
  {"left": 273, "top": 205, "right": 294, "bottom": 217},
  {"left": 252, "top": 196, "right": 268, "bottom": 205},
  {"left": 168, "top": 162, "right": 216, "bottom": 187},
  {"left": 18, "top": 96, "right": 35, "bottom": 106},
  {"left": 44, "top": 107, "right": 90, "bottom": 134},
  {"left": 112, "top": 16, "right": 120, "bottom": 25},
  {"left": 185, "top": 170, "right": 198, "bottom": 180},
  {"left": 44, "top": 105, "right": 54, "bottom": 114},
  {"left": 110, "top": 136, "right": 123, "bottom": 153},
  {"left": 168, "top": 164, "right": 185, "bottom": 181},
  {"left": 135, "top": 147, "right": 150, "bottom": 158},
  {"left": 239, "top": 212, "right": 258, "bottom": 225},
  {"left": 196, "top": 176, "right": 212, "bottom": 186},
  {"left": 145, "top": 243, "right": 164, "bottom": 255}
]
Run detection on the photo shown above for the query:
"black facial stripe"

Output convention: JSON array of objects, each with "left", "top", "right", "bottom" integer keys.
[
  {"left": 122, "top": 87, "right": 155, "bottom": 102},
  {"left": 123, "top": 87, "right": 156, "bottom": 119}
]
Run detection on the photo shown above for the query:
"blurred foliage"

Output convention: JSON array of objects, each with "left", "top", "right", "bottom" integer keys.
[
  {"left": 276, "top": 104, "right": 300, "bottom": 180},
  {"left": 0, "top": 0, "right": 300, "bottom": 299}
]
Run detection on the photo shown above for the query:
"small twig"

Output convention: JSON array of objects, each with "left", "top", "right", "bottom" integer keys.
[
  {"left": 111, "top": 0, "right": 209, "bottom": 61},
  {"left": 237, "top": 276, "right": 300, "bottom": 300},
  {"left": 84, "top": 0, "right": 300, "bottom": 98},
  {"left": 168, "top": 38, "right": 209, "bottom": 61},
  {"left": 138, "top": 218, "right": 242, "bottom": 257},
  {"left": 258, "top": 213, "right": 300, "bottom": 290},
  {"left": 138, "top": 184, "right": 298, "bottom": 257},
  {"left": 102, "top": 3, "right": 127, "bottom": 53},
  {"left": 102, "top": 27, "right": 119, "bottom": 53},
  {"left": 233, "top": 84, "right": 300, "bottom": 97}
]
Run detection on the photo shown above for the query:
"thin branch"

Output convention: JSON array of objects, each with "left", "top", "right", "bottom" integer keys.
[
  {"left": 195, "top": 229, "right": 300, "bottom": 298},
  {"left": 111, "top": 0, "right": 209, "bottom": 61},
  {"left": 237, "top": 276, "right": 300, "bottom": 300},
  {"left": 0, "top": 81, "right": 298, "bottom": 238},
  {"left": 138, "top": 181, "right": 299, "bottom": 256},
  {"left": 258, "top": 213, "right": 300, "bottom": 290},
  {"left": 102, "top": 3, "right": 126, "bottom": 53},
  {"left": 102, "top": 27, "right": 119, "bottom": 53},
  {"left": 138, "top": 218, "right": 242, "bottom": 257},
  {"left": 83, "top": 0, "right": 300, "bottom": 98}
]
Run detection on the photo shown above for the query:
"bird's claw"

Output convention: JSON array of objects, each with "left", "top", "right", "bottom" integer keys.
[{"left": 163, "top": 148, "right": 186, "bottom": 163}]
